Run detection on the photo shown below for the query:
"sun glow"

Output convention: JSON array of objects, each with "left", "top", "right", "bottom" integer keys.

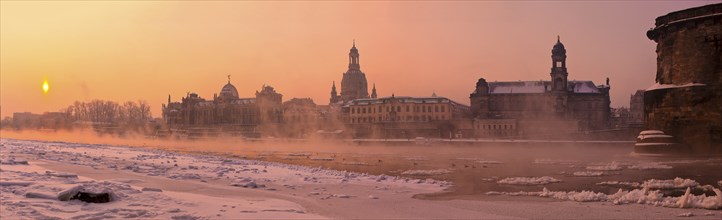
[{"left": 42, "top": 80, "right": 49, "bottom": 94}]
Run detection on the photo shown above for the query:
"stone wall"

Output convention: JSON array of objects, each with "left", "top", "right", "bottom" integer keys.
[{"left": 645, "top": 3, "right": 722, "bottom": 153}]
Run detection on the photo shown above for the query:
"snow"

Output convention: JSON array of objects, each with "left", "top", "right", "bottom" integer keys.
[
  {"left": 497, "top": 176, "right": 562, "bottom": 185},
  {"left": 341, "top": 161, "right": 369, "bottom": 166},
  {"left": 3, "top": 138, "right": 720, "bottom": 218},
  {"left": 401, "top": 169, "right": 452, "bottom": 176},
  {"left": 586, "top": 161, "right": 623, "bottom": 171},
  {"left": 642, "top": 178, "right": 699, "bottom": 189},
  {"left": 573, "top": 171, "right": 605, "bottom": 177},
  {"left": 628, "top": 162, "right": 673, "bottom": 170},
  {"left": 456, "top": 158, "right": 503, "bottom": 164},
  {"left": 640, "top": 130, "right": 665, "bottom": 135},
  {"left": 487, "top": 185, "right": 722, "bottom": 210},
  {"left": 596, "top": 181, "right": 641, "bottom": 188},
  {"left": 646, "top": 82, "right": 706, "bottom": 91},
  {"left": 0, "top": 139, "right": 451, "bottom": 219},
  {"left": 677, "top": 212, "right": 694, "bottom": 217}
]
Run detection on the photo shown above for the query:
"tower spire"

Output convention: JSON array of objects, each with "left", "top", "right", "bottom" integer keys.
[
  {"left": 330, "top": 81, "right": 339, "bottom": 104},
  {"left": 227, "top": 74, "right": 231, "bottom": 84},
  {"left": 557, "top": 35, "right": 560, "bottom": 43},
  {"left": 371, "top": 83, "right": 377, "bottom": 98},
  {"left": 348, "top": 40, "right": 360, "bottom": 70}
]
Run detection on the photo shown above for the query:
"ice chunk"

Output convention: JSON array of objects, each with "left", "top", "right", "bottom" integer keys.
[
  {"left": 533, "top": 159, "right": 579, "bottom": 165},
  {"left": 401, "top": 169, "right": 452, "bottom": 176},
  {"left": 497, "top": 176, "right": 562, "bottom": 185},
  {"left": 628, "top": 162, "right": 672, "bottom": 170},
  {"left": 678, "top": 187, "right": 692, "bottom": 208},
  {"left": 642, "top": 178, "right": 699, "bottom": 189},
  {"left": 677, "top": 212, "right": 694, "bottom": 217},
  {"left": 596, "top": 181, "right": 640, "bottom": 188},
  {"left": 573, "top": 171, "right": 604, "bottom": 177},
  {"left": 586, "top": 161, "right": 623, "bottom": 171}
]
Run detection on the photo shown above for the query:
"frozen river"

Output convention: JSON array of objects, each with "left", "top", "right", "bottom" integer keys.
[
  {"left": 1, "top": 136, "right": 721, "bottom": 219},
  {"left": 223, "top": 141, "right": 722, "bottom": 199}
]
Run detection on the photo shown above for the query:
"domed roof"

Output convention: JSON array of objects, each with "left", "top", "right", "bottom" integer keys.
[
  {"left": 350, "top": 40, "right": 358, "bottom": 53},
  {"left": 552, "top": 36, "right": 566, "bottom": 55},
  {"left": 476, "top": 78, "right": 488, "bottom": 87},
  {"left": 220, "top": 82, "right": 239, "bottom": 98}
]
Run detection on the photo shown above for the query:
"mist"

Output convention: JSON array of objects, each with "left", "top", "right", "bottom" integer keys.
[{"left": 10, "top": 129, "right": 711, "bottom": 197}]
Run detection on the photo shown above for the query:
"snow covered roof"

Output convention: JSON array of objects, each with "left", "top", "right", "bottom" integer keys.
[
  {"left": 646, "top": 83, "right": 706, "bottom": 91},
  {"left": 345, "top": 96, "right": 468, "bottom": 108},
  {"left": 230, "top": 98, "right": 256, "bottom": 105},
  {"left": 483, "top": 81, "right": 603, "bottom": 94}
]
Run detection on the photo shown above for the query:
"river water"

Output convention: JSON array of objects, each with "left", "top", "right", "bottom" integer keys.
[{"left": 195, "top": 141, "right": 722, "bottom": 199}]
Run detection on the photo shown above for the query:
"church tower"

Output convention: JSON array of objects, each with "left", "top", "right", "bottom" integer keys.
[
  {"left": 371, "top": 83, "right": 377, "bottom": 98},
  {"left": 550, "top": 36, "right": 569, "bottom": 92},
  {"left": 329, "top": 81, "right": 340, "bottom": 104},
  {"left": 339, "top": 40, "right": 370, "bottom": 102}
]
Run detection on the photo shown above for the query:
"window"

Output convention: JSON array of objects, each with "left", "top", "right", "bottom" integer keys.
[
  {"left": 351, "top": 108, "right": 355, "bottom": 114},
  {"left": 556, "top": 61, "right": 562, "bottom": 67},
  {"left": 435, "top": 106, "right": 439, "bottom": 112},
  {"left": 406, "top": 106, "right": 410, "bottom": 112},
  {"left": 397, "top": 106, "right": 401, "bottom": 112},
  {"left": 441, "top": 106, "right": 445, "bottom": 112}
]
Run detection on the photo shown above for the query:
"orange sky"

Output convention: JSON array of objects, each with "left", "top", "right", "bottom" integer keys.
[{"left": 0, "top": 1, "right": 713, "bottom": 118}]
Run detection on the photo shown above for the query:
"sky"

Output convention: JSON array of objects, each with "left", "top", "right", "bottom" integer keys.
[{"left": 0, "top": 1, "right": 715, "bottom": 118}]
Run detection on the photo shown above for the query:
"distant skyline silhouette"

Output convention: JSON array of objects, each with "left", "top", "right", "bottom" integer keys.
[{"left": 0, "top": 1, "right": 712, "bottom": 118}]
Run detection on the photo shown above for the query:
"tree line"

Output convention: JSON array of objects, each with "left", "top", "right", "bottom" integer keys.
[
  {"left": 62, "top": 100, "right": 152, "bottom": 126},
  {"left": 2, "top": 99, "right": 154, "bottom": 132}
]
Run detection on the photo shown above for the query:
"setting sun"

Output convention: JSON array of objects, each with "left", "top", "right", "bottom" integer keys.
[{"left": 42, "top": 80, "right": 49, "bottom": 94}]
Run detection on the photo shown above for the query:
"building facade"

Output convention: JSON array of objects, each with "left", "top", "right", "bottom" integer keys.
[
  {"left": 470, "top": 38, "right": 611, "bottom": 138},
  {"left": 344, "top": 95, "right": 471, "bottom": 138},
  {"left": 162, "top": 77, "right": 283, "bottom": 137}
]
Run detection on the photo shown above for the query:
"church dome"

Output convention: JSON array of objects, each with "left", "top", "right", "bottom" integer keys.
[
  {"left": 350, "top": 40, "right": 358, "bottom": 53},
  {"left": 220, "top": 83, "right": 239, "bottom": 98},
  {"left": 552, "top": 36, "right": 566, "bottom": 56}
]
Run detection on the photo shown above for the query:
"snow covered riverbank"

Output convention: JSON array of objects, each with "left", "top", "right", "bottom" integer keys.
[{"left": 1, "top": 138, "right": 721, "bottom": 219}]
